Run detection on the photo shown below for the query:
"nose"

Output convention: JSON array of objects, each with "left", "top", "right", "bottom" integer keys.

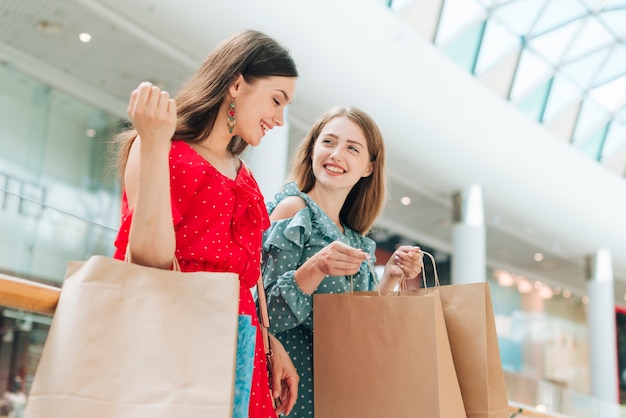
[
  {"left": 273, "top": 110, "right": 284, "bottom": 127},
  {"left": 330, "top": 147, "right": 342, "bottom": 161}
]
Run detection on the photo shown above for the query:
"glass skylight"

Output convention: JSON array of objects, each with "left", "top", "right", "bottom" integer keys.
[{"left": 390, "top": 0, "right": 626, "bottom": 174}]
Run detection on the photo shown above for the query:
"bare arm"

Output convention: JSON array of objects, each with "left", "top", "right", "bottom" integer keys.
[{"left": 124, "top": 82, "right": 177, "bottom": 268}]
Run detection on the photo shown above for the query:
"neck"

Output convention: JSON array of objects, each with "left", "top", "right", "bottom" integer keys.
[
  {"left": 191, "top": 138, "right": 239, "bottom": 180},
  {"left": 307, "top": 186, "right": 349, "bottom": 230},
  {"left": 195, "top": 137, "right": 232, "bottom": 159}
]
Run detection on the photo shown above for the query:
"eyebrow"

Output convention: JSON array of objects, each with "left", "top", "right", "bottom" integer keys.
[
  {"left": 322, "top": 134, "right": 365, "bottom": 148},
  {"left": 346, "top": 139, "right": 365, "bottom": 148},
  {"left": 278, "top": 90, "right": 291, "bottom": 103}
]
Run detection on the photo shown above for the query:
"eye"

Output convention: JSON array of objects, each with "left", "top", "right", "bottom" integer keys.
[
  {"left": 348, "top": 145, "right": 360, "bottom": 153},
  {"left": 273, "top": 98, "right": 281, "bottom": 106}
]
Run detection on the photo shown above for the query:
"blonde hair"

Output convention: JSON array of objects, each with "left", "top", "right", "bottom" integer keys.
[
  {"left": 289, "top": 107, "right": 387, "bottom": 234},
  {"left": 115, "top": 29, "right": 298, "bottom": 180}
]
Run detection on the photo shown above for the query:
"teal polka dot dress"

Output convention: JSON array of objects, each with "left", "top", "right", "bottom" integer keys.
[{"left": 261, "top": 182, "right": 377, "bottom": 417}]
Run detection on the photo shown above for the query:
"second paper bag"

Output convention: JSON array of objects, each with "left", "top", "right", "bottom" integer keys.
[
  {"left": 405, "top": 283, "right": 509, "bottom": 418},
  {"left": 314, "top": 289, "right": 466, "bottom": 418}
]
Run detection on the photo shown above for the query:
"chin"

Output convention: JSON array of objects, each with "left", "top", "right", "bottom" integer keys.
[
  {"left": 239, "top": 134, "right": 259, "bottom": 147},
  {"left": 248, "top": 137, "right": 262, "bottom": 147}
]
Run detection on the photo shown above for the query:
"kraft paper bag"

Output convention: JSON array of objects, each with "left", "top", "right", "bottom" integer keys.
[
  {"left": 314, "top": 289, "right": 466, "bottom": 418},
  {"left": 405, "top": 282, "right": 509, "bottom": 418},
  {"left": 24, "top": 255, "right": 240, "bottom": 418}
]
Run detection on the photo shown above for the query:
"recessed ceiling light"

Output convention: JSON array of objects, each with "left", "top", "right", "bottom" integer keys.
[
  {"left": 86, "top": 129, "right": 96, "bottom": 138},
  {"left": 79, "top": 32, "right": 92, "bottom": 43},
  {"left": 36, "top": 20, "right": 62, "bottom": 35},
  {"left": 400, "top": 196, "right": 411, "bottom": 205},
  {"left": 494, "top": 270, "right": 514, "bottom": 287},
  {"left": 534, "top": 252, "right": 544, "bottom": 262},
  {"left": 517, "top": 277, "right": 533, "bottom": 293},
  {"left": 539, "top": 286, "right": 553, "bottom": 299}
]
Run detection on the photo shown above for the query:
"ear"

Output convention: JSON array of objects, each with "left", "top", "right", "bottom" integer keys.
[
  {"left": 362, "top": 161, "right": 374, "bottom": 178},
  {"left": 228, "top": 74, "right": 245, "bottom": 98}
]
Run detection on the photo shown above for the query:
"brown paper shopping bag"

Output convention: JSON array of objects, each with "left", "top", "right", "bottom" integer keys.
[
  {"left": 24, "top": 255, "right": 240, "bottom": 418},
  {"left": 438, "top": 283, "right": 509, "bottom": 418},
  {"left": 314, "top": 288, "right": 466, "bottom": 418},
  {"left": 403, "top": 254, "right": 509, "bottom": 418}
]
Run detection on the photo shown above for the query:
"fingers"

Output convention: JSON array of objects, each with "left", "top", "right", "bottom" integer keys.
[
  {"left": 330, "top": 241, "right": 368, "bottom": 258},
  {"left": 280, "top": 376, "right": 298, "bottom": 416},
  {"left": 271, "top": 372, "right": 281, "bottom": 403},
  {"left": 128, "top": 81, "right": 176, "bottom": 121},
  {"left": 321, "top": 242, "right": 368, "bottom": 267},
  {"left": 392, "top": 246, "right": 423, "bottom": 278},
  {"left": 272, "top": 375, "right": 298, "bottom": 416},
  {"left": 126, "top": 82, "right": 177, "bottom": 147}
]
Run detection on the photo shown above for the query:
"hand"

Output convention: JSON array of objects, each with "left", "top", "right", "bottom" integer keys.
[
  {"left": 312, "top": 241, "right": 369, "bottom": 277},
  {"left": 381, "top": 246, "right": 423, "bottom": 291},
  {"left": 295, "top": 241, "right": 369, "bottom": 294},
  {"left": 127, "top": 81, "right": 177, "bottom": 149},
  {"left": 268, "top": 334, "right": 299, "bottom": 416},
  {"left": 387, "top": 245, "right": 423, "bottom": 279}
]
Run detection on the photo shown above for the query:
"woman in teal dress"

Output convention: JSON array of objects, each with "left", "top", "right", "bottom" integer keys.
[{"left": 261, "top": 107, "right": 424, "bottom": 416}]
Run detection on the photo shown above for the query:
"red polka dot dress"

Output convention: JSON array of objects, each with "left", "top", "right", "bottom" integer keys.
[{"left": 114, "top": 140, "right": 276, "bottom": 418}]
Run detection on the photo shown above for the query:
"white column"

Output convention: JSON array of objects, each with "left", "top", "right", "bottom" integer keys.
[
  {"left": 451, "top": 184, "right": 486, "bottom": 284},
  {"left": 243, "top": 112, "right": 291, "bottom": 204},
  {"left": 586, "top": 247, "right": 619, "bottom": 404}
]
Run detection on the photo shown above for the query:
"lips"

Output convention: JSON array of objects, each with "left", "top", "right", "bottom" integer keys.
[{"left": 324, "top": 163, "right": 345, "bottom": 174}]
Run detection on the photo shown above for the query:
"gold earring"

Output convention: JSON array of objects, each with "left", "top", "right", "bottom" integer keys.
[{"left": 227, "top": 101, "right": 236, "bottom": 134}]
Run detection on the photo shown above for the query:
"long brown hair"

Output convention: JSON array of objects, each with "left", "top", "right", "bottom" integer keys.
[
  {"left": 115, "top": 29, "right": 298, "bottom": 179},
  {"left": 289, "top": 107, "right": 387, "bottom": 235}
]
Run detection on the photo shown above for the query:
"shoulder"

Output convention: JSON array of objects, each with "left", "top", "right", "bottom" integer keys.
[
  {"left": 270, "top": 196, "right": 306, "bottom": 222},
  {"left": 267, "top": 182, "right": 309, "bottom": 220}
]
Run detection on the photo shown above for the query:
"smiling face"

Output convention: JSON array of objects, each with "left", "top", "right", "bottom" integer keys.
[
  {"left": 229, "top": 75, "right": 296, "bottom": 146},
  {"left": 311, "top": 116, "right": 373, "bottom": 192}
]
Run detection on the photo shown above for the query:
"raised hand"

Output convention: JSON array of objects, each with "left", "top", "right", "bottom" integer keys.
[{"left": 127, "top": 81, "right": 177, "bottom": 149}]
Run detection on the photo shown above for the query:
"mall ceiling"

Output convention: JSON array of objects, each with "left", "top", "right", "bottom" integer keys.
[{"left": 1, "top": 0, "right": 625, "bottom": 306}]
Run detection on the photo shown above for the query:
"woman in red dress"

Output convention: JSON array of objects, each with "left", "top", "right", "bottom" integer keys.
[{"left": 112, "top": 30, "right": 299, "bottom": 418}]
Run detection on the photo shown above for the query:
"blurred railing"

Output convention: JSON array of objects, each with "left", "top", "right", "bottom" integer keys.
[{"left": 0, "top": 274, "right": 60, "bottom": 316}]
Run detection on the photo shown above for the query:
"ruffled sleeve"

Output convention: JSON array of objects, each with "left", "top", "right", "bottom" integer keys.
[
  {"left": 261, "top": 182, "right": 380, "bottom": 332},
  {"left": 262, "top": 207, "right": 317, "bottom": 332}
]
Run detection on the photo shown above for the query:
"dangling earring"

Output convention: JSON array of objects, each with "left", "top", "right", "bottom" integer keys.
[{"left": 227, "top": 101, "right": 236, "bottom": 134}]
